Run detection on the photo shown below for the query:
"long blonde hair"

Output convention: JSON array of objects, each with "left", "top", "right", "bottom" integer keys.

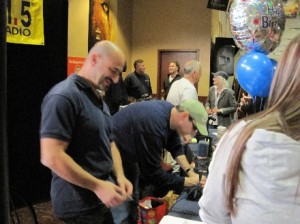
[{"left": 226, "top": 34, "right": 300, "bottom": 214}]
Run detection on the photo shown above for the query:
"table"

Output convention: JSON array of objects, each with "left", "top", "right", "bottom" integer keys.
[{"left": 167, "top": 191, "right": 202, "bottom": 221}]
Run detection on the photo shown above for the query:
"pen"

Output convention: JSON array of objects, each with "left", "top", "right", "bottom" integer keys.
[{"left": 127, "top": 195, "right": 134, "bottom": 201}]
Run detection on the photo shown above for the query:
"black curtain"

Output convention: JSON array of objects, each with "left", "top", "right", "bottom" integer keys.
[
  {"left": 7, "top": 0, "right": 68, "bottom": 202},
  {"left": 1, "top": 0, "right": 9, "bottom": 222}
]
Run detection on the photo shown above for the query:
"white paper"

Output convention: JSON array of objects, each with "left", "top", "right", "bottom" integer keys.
[{"left": 159, "top": 215, "right": 204, "bottom": 224}]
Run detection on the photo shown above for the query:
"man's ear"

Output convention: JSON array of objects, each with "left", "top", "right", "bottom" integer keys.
[
  {"left": 179, "top": 111, "right": 189, "bottom": 121},
  {"left": 91, "top": 53, "right": 99, "bottom": 65}
]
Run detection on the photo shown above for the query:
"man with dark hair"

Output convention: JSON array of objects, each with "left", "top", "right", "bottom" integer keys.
[
  {"left": 163, "top": 61, "right": 182, "bottom": 99},
  {"left": 124, "top": 59, "right": 152, "bottom": 102}
]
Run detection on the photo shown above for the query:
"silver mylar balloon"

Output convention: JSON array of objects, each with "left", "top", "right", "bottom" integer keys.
[{"left": 229, "top": 0, "right": 286, "bottom": 54}]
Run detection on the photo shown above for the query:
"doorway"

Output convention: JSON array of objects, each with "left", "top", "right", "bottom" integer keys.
[{"left": 157, "top": 49, "right": 199, "bottom": 99}]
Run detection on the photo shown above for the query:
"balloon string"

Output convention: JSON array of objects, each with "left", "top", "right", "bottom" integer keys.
[
  {"left": 259, "top": 97, "right": 264, "bottom": 112},
  {"left": 253, "top": 96, "right": 256, "bottom": 114}
]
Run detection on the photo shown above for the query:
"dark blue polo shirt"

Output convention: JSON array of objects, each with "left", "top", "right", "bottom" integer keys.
[
  {"left": 40, "top": 74, "right": 113, "bottom": 218},
  {"left": 112, "top": 100, "right": 185, "bottom": 193}
]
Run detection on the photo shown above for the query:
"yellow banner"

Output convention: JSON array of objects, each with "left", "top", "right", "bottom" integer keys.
[{"left": 6, "top": 0, "right": 44, "bottom": 45}]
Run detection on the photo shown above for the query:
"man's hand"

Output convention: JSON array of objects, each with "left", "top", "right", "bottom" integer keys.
[
  {"left": 93, "top": 180, "right": 127, "bottom": 208},
  {"left": 184, "top": 171, "right": 200, "bottom": 187},
  {"left": 182, "top": 135, "right": 192, "bottom": 145},
  {"left": 240, "top": 93, "right": 251, "bottom": 105},
  {"left": 116, "top": 175, "right": 133, "bottom": 200},
  {"left": 200, "top": 175, "right": 207, "bottom": 188},
  {"left": 212, "top": 107, "right": 221, "bottom": 113},
  {"left": 110, "top": 142, "right": 133, "bottom": 201},
  {"left": 206, "top": 107, "right": 212, "bottom": 115}
]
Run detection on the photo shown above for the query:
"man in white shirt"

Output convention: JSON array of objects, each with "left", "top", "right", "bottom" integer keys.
[
  {"left": 166, "top": 60, "right": 202, "bottom": 105},
  {"left": 165, "top": 60, "right": 203, "bottom": 173}
]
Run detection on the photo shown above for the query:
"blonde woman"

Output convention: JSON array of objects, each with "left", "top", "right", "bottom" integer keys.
[
  {"left": 199, "top": 34, "right": 300, "bottom": 223},
  {"left": 205, "top": 71, "right": 238, "bottom": 128}
]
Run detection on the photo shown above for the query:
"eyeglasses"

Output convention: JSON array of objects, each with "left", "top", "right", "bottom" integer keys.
[{"left": 188, "top": 115, "right": 198, "bottom": 136}]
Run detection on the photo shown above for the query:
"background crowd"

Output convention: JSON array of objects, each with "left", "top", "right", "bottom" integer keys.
[{"left": 40, "top": 33, "right": 300, "bottom": 224}]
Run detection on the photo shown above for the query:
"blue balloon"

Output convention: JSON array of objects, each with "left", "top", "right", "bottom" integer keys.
[
  {"left": 270, "top": 58, "right": 278, "bottom": 73},
  {"left": 236, "top": 52, "right": 274, "bottom": 97}
]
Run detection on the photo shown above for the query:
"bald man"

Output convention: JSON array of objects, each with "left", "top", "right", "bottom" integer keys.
[{"left": 40, "top": 40, "right": 132, "bottom": 224}]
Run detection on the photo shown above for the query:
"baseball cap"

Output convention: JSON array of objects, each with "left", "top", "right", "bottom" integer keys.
[
  {"left": 179, "top": 99, "right": 208, "bottom": 136},
  {"left": 212, "top": 71, "right": 229, "bottom": 80}
]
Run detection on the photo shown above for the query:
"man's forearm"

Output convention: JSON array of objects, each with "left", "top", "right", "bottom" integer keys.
[
  {"left": 175, "top": 154, "right": 193, "bottom": 172},
  {"left": 40, "top": 138, "right": 104, "bottom": 192},
  {"left": 176, "top": 154, "right": 200, "bottom": 187},
  {"left": 111, "top": 142, "right": 126, "bottom": 180}
]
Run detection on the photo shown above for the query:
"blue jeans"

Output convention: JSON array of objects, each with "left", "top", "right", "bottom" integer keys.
[{"left": 111, "top": 163, "right": 140, "bottom": 224}]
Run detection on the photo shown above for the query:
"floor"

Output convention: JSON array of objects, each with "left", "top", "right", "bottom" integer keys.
[
  {"left": 33, "top": 201, "right": 63, "bottom": 224},
  {"left": 12, "top": 200, "right": 63, "bottom": 224}
]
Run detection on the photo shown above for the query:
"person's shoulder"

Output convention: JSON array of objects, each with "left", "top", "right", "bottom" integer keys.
[
  {"left": 251, "top": 128, "right": 299, "bottom": 146},
  {"left": 156, "top": 99, "right": 173, "bottom": 107},
  {"left": 164, "top": 74, "right": 170, "bottom": 81},
  {"left": 245, "top": 127, "right": 300, "bottom": 182},
  {"left": 124, "top": 72, "right": 135, "bottom": 79},
  {"left": 173, "top": 78, "right": 185, "bottom": 85},
  {"left": 48, "top": 77, "right": 73, "bottom": 94},
  {"left": 209, "top": 86, "right": 215, "bottom": 91},
  {"left": 117, "top": 100, "right": 172, "bottom": 117},
  {"left": 167, "top": 80, "right": 180, "bottom": 94},
  {"left": 144, "top": 73, "right": 151, "bottom": 78},
  {"left": 138, "top": 100, "right": 173, "bottom": 113},
  {"left": 56, "top": 75, "right": 90, "bottom": 99},
  {"left": 148, "top": 101, "right": 173, "bottom": 119},
  {"left": 223, "top": 88, "right": 234, "bottom": 94},
  {"left": 176, "top": 74, "right": 183, "bottom": 80}
]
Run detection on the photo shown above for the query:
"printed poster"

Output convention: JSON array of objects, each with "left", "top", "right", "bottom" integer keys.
[
  {"left": 67, "top": 57, "right": 86, "bottom": 77},
  {"left": 88, "top": 0, "right": 112, "bottom": 50},
  {"left": 207, "top": 0, "right": 230, "bottom": 11},
  {"left": 6, "top": 0, "right": 45, "bottom": 45},
  {"left": 282, "top": 0, "right": 299, "bottom": 18}
]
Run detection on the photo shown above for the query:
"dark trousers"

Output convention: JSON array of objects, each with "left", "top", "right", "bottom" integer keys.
[{"left": 61, "top": 206, "right": 114, "bottom": 224}]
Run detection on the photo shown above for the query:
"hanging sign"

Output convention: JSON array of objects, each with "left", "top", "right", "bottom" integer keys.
[
  {"left": 67, "top": 57, "right": 86, "bottom": 77},
  {"left": 207, "top": 0, "right": 230, "bottom": 11},
  {"left": 88, "top": 0, "right": 111, "bottom": 50},
  {"left": 6, "top": 0, "right": 45, "bottom": 45}
]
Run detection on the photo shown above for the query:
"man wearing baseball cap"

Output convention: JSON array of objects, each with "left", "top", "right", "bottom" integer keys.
[
  {"left": 179, "top": 99, "right": 208, "bottom": 136},
  {"left": 111, "top": 99, "right": 208, "bottom": 224}
]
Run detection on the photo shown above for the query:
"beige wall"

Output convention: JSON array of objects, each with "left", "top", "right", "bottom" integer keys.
[
  {"left": 114, "top": 0, "right": 133, "bottom": 69},
  {"left": 211, "top": 10, "right": 232, "bottom": 44},
  {"left": 68, "top": 0, "right": 89, "bottom": 57},
  {"left": 130, "top": 0, "right": 211, "bottom": 96},
  {"left": 68, "top": 0, "right": 214, "bottom": 96}
]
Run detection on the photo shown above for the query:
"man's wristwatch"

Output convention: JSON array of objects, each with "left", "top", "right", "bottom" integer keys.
[{"left": 185, "top": 167, "right": 193, "bottom": 174}]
